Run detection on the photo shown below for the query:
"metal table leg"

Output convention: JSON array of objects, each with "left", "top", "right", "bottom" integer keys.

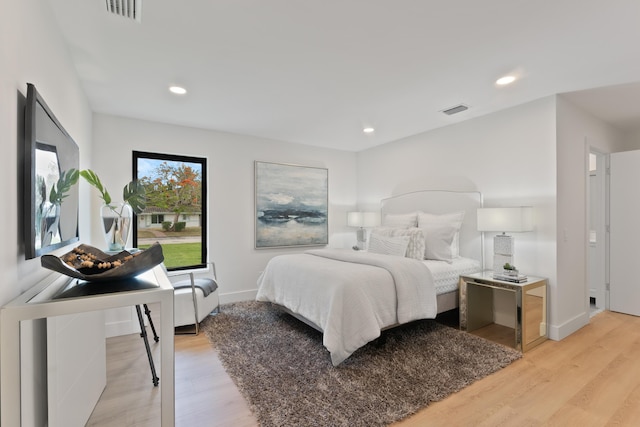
[{"left": 136, "top": 304, "right": 159, "bottom": 386}]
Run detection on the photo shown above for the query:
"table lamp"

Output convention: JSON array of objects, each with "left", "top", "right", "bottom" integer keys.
[
  {"left": 347, "top": 211, "right": 379, "bottom": 249},
  {"left": 477, "top": 207, "right": 533, "bottom": 272}
]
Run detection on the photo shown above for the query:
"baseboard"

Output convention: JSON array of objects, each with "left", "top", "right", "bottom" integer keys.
[
  {"left": 220, "top": 289, "right": 257, "bottom": 304},
  {"left": 548, "top": 311, "right": 589, "bottom": 341}
]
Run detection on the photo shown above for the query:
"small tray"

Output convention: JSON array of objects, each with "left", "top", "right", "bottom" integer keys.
[{"left": 41, "top": 242, "right": 164, "bottom": 282}]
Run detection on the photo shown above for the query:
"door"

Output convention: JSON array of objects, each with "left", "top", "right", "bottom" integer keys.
[{"left": 610, "top": 150, "right": 640, "bottom": 316}]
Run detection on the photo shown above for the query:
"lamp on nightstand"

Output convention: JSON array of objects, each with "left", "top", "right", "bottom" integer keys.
[
  {"left": 477, "top": 207, "right": 533, "bottom": 272},
  {"left": 347, "top": 211, "right": 379, "bottom": 249}
]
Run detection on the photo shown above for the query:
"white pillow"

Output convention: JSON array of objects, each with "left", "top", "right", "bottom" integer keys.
[
  {"left": 418, "top": 211, "right": 465, "bottom": 258},
  {"left": 419, "top": 222, "right": 458, "bottom": 262},
  {"left": 382, "top": 212, "right": 418, "bottom": 228},
  {"left": 368, "top": 233, "right": 411, "bottom": 257},
  {"left": 371, "top": 227, "right": 425, "bottom": 260}
]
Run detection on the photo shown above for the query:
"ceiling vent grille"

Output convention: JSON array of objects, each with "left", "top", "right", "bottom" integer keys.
[
  {"left": 441, "top": 104, "right": 469, "bottom": 115},
  {"left": 105, "top": 0, "right": 142, "bottom": 22}
]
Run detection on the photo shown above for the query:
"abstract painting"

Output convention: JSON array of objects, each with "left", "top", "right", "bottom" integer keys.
[{"left": 255, "top": 161, "right": 328, "bottom": 248}]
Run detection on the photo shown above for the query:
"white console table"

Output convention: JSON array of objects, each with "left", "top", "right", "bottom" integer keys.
[{"left": 0, "top": 265, "right": 175, "bottom": 426}]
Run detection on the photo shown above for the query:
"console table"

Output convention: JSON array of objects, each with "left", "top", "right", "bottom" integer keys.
[{"left": 0, "top": 265, "right": 175, "bottom": 426}]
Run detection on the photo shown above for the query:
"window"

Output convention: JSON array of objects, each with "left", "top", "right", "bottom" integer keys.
[{"left": 133, "top": 151, "right": 207, "bottom": 270}]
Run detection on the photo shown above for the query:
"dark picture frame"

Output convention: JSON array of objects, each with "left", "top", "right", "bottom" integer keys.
[
  {"left": 24, "top": 83, "right": 80, "bottom": 259},
  {"left": 255, "top": 161, "right": 328, "bottom": 249}
]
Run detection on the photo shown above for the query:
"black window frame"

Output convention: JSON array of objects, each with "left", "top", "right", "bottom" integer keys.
[{"left": 132, "top": 151, "right": 208, "bottom": 271}]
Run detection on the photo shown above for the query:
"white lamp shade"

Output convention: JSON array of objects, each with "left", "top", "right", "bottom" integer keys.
[
  {"left": 347, "top": 211, "right": 379, "bottom": 228},
  {"left": 347, "top": 212, "right": 363, "bottom": 227},
  {"left": 477, "top": 207, "right": 533, "bottom": 232}
]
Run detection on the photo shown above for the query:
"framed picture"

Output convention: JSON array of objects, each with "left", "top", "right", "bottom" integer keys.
[
  {"left": 24, "top": 83, "right": 80, "bottom": 259},
  {"left": 255, "top": 161, "right": 328, "bottom": 248}
]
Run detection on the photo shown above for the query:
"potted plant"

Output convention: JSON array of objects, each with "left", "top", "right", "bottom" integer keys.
[
  {"left": 503, "top": 262, "right": 519, "bottom": 277},
  {"left": 80, "top": 169, "right": 146, "bottom": 251}
]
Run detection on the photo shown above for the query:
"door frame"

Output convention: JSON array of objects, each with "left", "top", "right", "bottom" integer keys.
[{"left": 585, "top": 141, "right": 608, "bottom": 316}]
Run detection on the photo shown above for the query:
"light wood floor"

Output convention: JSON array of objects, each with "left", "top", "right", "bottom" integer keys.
[{"left": 88, "top": 309, "right": 640, "bottom": 426}]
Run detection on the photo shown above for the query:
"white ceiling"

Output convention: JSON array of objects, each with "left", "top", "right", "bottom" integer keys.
[{"left": 46, "top": 0, "right": 640, "bottom": 151}]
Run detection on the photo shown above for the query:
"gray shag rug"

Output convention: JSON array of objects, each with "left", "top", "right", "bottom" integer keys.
[{"left": 201, "top": 301, "right": 521, "bottom": 427}]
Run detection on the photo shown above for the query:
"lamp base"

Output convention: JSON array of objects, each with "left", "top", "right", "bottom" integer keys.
[
  {"left": 356, "top": 227, "right": 367, "bottom": 249},
  {"left": 493, "top": 254, "right": 513, "bottom": 273},
  {"left": 494, "top": 234, "right": 513, "bottom": 256},
  {"left": 493, "top": 234, "right": 514, "bottom": 272}
]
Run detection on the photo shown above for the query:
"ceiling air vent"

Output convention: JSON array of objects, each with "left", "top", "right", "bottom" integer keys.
[
  {"left": 441, "top": 104, "right": 469, "bottom": 116},
  {"left": 105, "top": 0, "right": 142, "bottom": 23}
]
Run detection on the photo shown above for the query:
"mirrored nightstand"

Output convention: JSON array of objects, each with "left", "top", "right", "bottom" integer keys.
[{"left": 459, "top": 271, "right": 548, "bottom": 352}]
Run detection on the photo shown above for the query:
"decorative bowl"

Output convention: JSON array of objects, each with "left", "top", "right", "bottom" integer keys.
[{"left": 41, "top": 242, "right": 164, "bottom": 282}]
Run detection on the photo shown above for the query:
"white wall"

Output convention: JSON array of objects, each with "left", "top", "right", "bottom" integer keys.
[
  {"left": 356, "top": 94, "right": 640, "bottom": 341},
  {"left": 1, "top": 0, "right": 93, "bottom": 303},
  {"left": 91, "top": 114, "right": 358, "bottom": 303},
  {"left": 555, "top": 95, "right": 628, "bottom": 337},
  {"left": 356, "top": 97, "right": 559, "bottom": 332},
  {"left": 2, "top": 0, "right": 95, "bottom": 425},
  {"left": 624, "top": 129, "right": 640, "bottom": 150}
]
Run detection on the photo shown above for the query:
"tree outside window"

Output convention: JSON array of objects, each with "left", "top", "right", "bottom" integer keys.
[{"left": 133, "top": 151, "right": 207, "bottom": 270}]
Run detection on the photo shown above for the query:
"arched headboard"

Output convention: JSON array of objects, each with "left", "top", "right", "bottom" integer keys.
[{"left": 380, "top": 190, "right": 484, "bottom": 264}]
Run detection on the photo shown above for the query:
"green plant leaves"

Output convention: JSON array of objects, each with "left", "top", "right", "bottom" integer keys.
[
  {"left": 49, "top": 168, "right": 80, "bottom": 205},
  {"left": 123, "top": 180, "right": 146, "bottom": 215},
  {"left": 41, "top": 168, "right": 147, "bottom": 218},
  {"left": 80, "top": 169, "right": 112, "bottom": 205},
  {"left": 503, "top": 262, "right": 516, "bottom": 271}
]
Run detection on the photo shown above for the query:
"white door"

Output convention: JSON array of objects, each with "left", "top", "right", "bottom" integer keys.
[{"left": 610, "top": 150, "right": 640, "bottom": 316}]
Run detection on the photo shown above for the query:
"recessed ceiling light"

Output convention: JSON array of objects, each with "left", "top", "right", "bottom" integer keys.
[
  {"left": 169, "top": 85, "right": 187, "bottom": 95},
  {"left": 496, "top": 75, "right": 516, "bottom": 86},
  {"left": 363, "top": 127, "right": 375, "bottom": 134}
]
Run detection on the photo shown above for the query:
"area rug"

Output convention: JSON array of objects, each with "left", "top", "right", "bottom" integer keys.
[{"left": 201, "top": 301, "right": 521, "bottom": 427}]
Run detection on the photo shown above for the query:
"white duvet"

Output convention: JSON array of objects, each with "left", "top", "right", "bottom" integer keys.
[{"left": 255, "top": 249, "right": 437, "bottom": 366}]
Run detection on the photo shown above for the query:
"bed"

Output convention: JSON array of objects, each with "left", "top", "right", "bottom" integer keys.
[{"left": 256, "top": 190, "right": 484, "bottom": 365}]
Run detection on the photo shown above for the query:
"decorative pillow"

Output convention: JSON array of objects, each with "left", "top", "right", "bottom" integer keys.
[
  {"left": 370, "top": 227, "right": 425, "bottom": 260},
  {"left": 418, "top": 222, "right": 458, "bottom": 262},
  {"left": 382, "top": 212, "right": 418, "bottom": 228},
  {"left": 417, "top": 211, "right": 465, "bottom": 258},
  {"left": 368, "top": 233, "right": 411, "bottom": 257}
]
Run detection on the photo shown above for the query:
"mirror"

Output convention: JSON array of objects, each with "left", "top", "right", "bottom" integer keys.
[
  {"left": 24, "top": 83, "right": 80, "bottom": 259},
  {"left": 523, "top": 285, "right": 546, "bottom": 345}
]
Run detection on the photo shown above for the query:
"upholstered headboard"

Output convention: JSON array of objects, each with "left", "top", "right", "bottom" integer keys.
[{"left": 380, "top": 190, "right": 483, "bottom": 264}]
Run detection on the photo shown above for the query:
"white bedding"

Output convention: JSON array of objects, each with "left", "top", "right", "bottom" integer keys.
[
  {"left": 256, "top": 248, "right": 436, "bottom": 366},
  {"left": 425, "top": 257, "right": 482, "bottom": 295}
]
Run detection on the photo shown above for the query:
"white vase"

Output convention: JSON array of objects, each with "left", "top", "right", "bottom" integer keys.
[{"left": 101, "top": 202, "right": 133, "bottom": 252}]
